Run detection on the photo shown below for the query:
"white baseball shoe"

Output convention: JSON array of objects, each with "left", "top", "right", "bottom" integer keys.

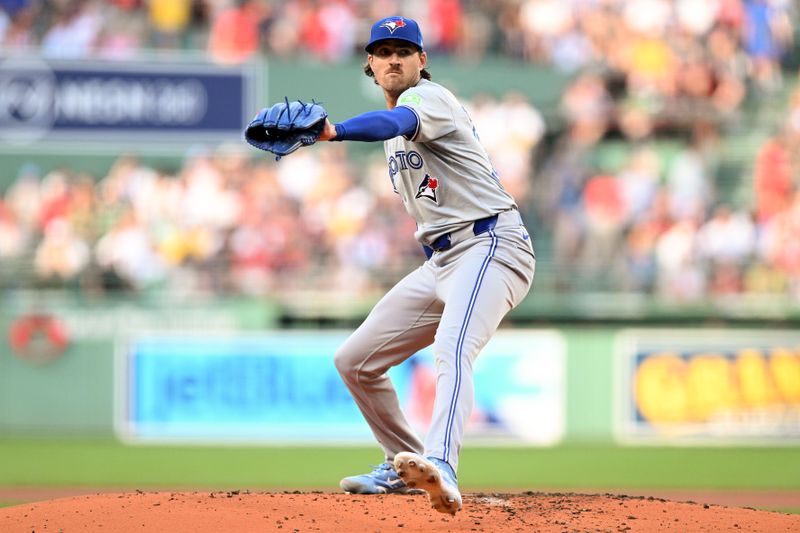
[{"left": 393, "top": 452, "right": 462, "bottom": 515}]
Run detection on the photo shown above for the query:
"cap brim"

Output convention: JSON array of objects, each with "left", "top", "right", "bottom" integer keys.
[{"left": 365, "top": 37, "right": 423, "bottom": 53}]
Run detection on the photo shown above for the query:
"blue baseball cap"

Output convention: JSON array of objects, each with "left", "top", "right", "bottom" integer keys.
[{"left": 365, "top": 16, "right": 424, "bottom": 53}]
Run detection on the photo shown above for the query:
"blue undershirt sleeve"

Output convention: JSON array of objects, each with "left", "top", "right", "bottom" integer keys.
[{"left": 332, "top": 106, "right": 418, "bottom": 142}]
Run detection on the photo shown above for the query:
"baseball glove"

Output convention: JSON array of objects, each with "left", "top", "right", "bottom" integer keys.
[{"left": 244, "top": 98, "right": 328, "bottom": 160}]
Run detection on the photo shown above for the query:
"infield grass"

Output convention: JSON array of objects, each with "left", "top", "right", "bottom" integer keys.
[{"left": 0, "top": 438, "right": 798, "bottom": 492}]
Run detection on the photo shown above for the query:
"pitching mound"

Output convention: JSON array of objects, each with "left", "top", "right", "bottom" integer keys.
[{"left": 2, "top": 491, "right": 798, "bottom": 532}]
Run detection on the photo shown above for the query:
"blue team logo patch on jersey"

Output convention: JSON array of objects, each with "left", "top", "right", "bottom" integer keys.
[{"left": 415, "top": 174, "right": 439, "bottom": 203}]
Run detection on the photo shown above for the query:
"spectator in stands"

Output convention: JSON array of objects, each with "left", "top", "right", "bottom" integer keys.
[
  {"left": 665, "top": 129, "right": 716, "bottom": 222},
  {"left": 66, "top": 173, "right": 98, "bottom": 242},
  {"left": 148, "top": 0, "right": 190, "bottom": 49},
  {"left": 207, "top": 0, "right": 264, "bottom": 64},
  {"left": 697, "top": 204, "right": 757, "bottom": 295},
  {"left": 95, "top": 1, "right": 148, "bottom": 59},
  {"left": 619, "top": 191, "right": 672, "bottom": 292},
  {"left": 655, "top": 215, "right": 706, "bottom": 300},
  {"left": 469, "top": 92, "right": 545, "bottom": 205},
  {"left": 618, "top": 146, "right": 661, "bottom": 224},
  {"left": 623, "top": 13, "right": 678, "bottom": 100},
  {"left": 37, "top": 170, "right": 72, "bottom": 232},
  {"left": 40, "top": 1, "right": 103, "bottom": 59},
  {"left": 742, "top": 0, "right": 794, "bottom": 92},
  {"left": 707, "top": 27, "right": 749, "bottom": 116},
  {"left": 4, "top": 164, "right": 42, "bottom": 232},
  {"left": 34, "top": 218, "right": 90, "bottom": 286},
  {"left": 676, "top": 0, "right": 721, "bottom": 37},
  {"left": 519, "top": 0, "right": 574, "bottom": 64},
  {"left": 0, "top": 0, "right": 38, "bottom": 48},
  {"left": 0, "top": 200, "right": 25, "bottom": 260},
  {"left": 758, "top": 191, "right": 800, "bottom": 295},
  {"left": 753, "top": 131, "right": 793, "bottom": 224},
  {"left": 94, "top": 204, "right": 165, "bottom": 290},
  {"left": 560, "top": 72, "right": 613, "bottom": 147},
  {"left": 298, "top": 0, "right": 357, "bottom": 63},
  {"left": 579, "top": 173, "right": 626, "bottom": 288},
  {"left": 428, "top": 0, "right": 462, "bottom": 54},
  {"left": 697, "top": 204, "right": 757, "bottom": 267}
]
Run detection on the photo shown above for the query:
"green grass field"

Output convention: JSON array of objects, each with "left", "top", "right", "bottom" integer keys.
[{"left": 1, "top": 438, "right": 798, "bottom": 495}]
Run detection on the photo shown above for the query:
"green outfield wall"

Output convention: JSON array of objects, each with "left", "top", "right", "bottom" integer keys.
[
  {"left": 0, "top": 293, "right": 279, "bottom": 435},
  {"left": 1, "top": 298, "right": 609, "bottom": 439},
  {"left": 5, "top": 295, "right": 797, "bottom": 444}
]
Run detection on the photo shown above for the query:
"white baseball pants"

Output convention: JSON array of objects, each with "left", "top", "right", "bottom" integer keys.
[{"left": 334, "top": 209, "right": 535, "bottom": 471}]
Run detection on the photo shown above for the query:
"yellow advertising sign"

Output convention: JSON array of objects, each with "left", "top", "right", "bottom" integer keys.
[{"left": 615, "top": 330, "right": 800, "bottom": 443}]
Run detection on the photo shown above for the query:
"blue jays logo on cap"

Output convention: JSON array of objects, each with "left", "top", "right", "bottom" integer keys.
[
  {"left": 365, "top": 16, "right": 424, "bottom": 52},
  {"left": 380, "top": 18, "right": 406, "bottom": 33}
]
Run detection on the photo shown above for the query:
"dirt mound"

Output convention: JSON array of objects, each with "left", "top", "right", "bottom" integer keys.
[{"left": 2, "top": 491, "right": 798, "bottom": 532}]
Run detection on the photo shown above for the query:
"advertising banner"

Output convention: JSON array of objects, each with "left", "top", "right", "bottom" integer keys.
[
  {"left": 115, "top": 330, "right": 565, "bottom": 445},
  {"left": 0, "top": 55, "right": 256, "bottom": 146},
  {"left": 615, "top": 329, "right": 800, "bottom": 444}
]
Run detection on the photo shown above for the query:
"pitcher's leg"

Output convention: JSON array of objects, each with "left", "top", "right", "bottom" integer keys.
[
  {"left": 425, "top": 237, "right": 534, "bottom": 471},
  {"left": 335, "top": 263, "right": 443, "bottom": 460}
]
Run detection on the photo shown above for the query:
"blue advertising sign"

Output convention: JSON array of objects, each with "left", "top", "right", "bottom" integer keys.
[
  {"left": 123, "top": 334, "right": 373, "bottom": 440},
  {"left": 115, "top": 331, "right": 565, "bottom": 444},
  {"left": 0, "top": 55, "right": 256, "bottom": 145}
]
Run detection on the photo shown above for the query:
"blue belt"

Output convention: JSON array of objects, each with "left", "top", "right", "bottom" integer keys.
[{"left": 422, "top": 213, "right": 499, "bottom": 259}]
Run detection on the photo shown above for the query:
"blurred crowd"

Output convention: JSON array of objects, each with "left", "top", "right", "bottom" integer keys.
[
  {"left": 1, "top": 0, "right": 799, "bottom": 302},
  {"left": 0, "top": 0, "right": 795, "bottom": 73},
  {"left": 0, "top": 142, "right": 435, "bottom": 296},
  {"left": 1, "top": 82, "right": 800, "bottom": 301},
  {"left": 539, "top": 110, "right": 800, "bottom": 300}
]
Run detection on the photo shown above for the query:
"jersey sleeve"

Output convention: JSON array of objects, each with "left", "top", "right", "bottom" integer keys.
[
  {"left": 396, "top": 83, "right": 456, "bottom": 143},
  {"left": 333, "top": 107, "right": 418, "bottom": 141}
]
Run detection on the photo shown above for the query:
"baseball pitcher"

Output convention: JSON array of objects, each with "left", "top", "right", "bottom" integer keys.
[{"left": 246, "top": 15, "right": 536, "bottom": 516}]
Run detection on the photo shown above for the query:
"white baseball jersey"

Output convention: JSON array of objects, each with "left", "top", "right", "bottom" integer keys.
[
  {"left": 385, "top": 79, "right": 517, "bottom": 246},
  {"left": 335, "top": 76, "right": 535, "bottom": 475}
]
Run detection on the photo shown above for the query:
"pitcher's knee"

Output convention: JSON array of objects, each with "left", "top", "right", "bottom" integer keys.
[{"left": 334, "top": 344, "right": 360, "bottom": 377}]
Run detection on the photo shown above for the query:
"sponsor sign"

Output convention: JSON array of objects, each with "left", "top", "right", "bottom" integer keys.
[
  {"left": 615, "top": 329, "right": 800, "bottom": 443},
  {"left": 7, "top": 313, "right": 69, "bottom": 364},
  {"left": 115, "top": 330, "right": 565, "bottom": 445},
  {"left": 0, "top": 55, "right": 255, "bottom": 146}
]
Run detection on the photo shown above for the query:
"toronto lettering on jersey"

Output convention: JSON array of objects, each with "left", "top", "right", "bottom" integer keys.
[{"left": 388, "top": 149, "right": 424, "bottom": 178}]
